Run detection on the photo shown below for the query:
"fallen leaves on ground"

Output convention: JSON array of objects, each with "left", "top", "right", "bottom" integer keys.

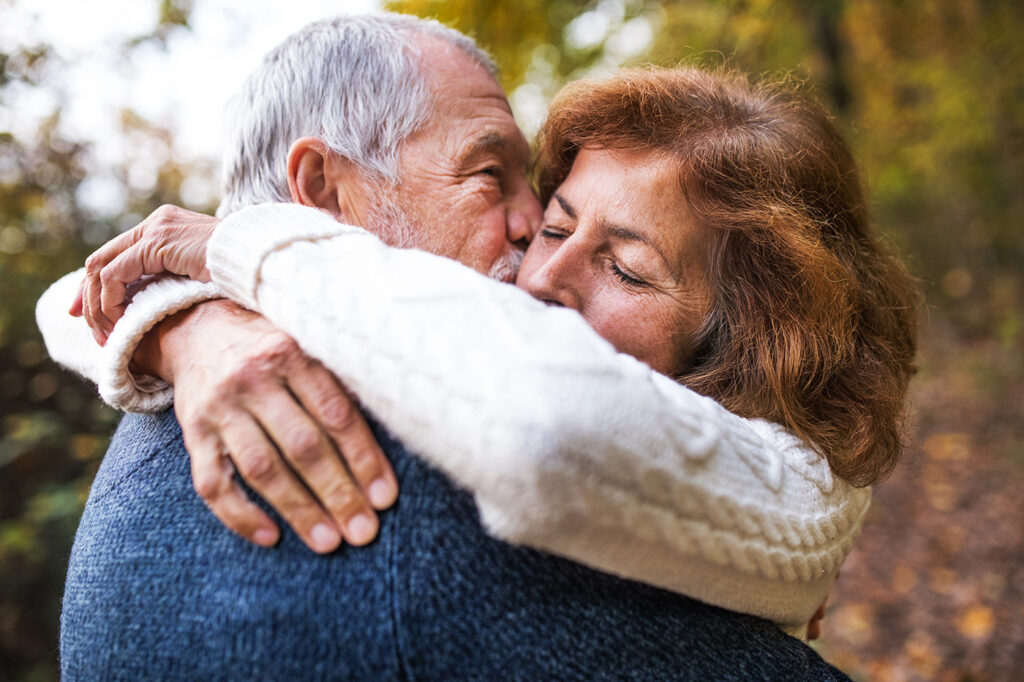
[{"left": 816, "top": 320, "right": 1024, "bottom": 681}]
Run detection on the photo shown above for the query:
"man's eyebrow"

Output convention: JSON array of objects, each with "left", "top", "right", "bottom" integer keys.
[{"left": 458, "top": 132, "right": 512, "bottom": 165}]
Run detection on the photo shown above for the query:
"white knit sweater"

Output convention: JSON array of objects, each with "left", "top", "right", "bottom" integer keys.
[{"left": 36, "top": 202, "right": 871, "bottom": 636}]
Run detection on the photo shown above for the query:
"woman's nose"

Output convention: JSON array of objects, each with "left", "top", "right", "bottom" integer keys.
[{"left": 523, "top": 240, "right": 584, "bottom": 311}]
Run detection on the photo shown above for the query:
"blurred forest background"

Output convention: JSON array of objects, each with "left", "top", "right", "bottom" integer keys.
[{"left": 1, "top": 0, "right": 1021, "bottom": 679}]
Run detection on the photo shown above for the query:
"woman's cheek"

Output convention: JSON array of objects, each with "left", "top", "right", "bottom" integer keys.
[
  {"left": 613, "top": 295, "right": 692, "bottom": 374},
  {"left": 590, "top": 292, "right": 651, "bottom": 356}
]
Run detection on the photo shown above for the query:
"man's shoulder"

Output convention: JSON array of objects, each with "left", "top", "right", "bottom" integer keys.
[
  {"left": 112, "top": 408, "right": 184, "bottom": 443},
  {"left": 85, "top": 410, "right": 184, "bottom": 500}
]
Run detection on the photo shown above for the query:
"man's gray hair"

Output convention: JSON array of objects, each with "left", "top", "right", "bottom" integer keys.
[{"left": 217, "top": 13, "right": 497, "bottom": 216}]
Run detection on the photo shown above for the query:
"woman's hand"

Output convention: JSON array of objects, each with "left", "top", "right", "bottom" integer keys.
[
  {"left": 70, "top": 204, "right": 220, "bottom": 344},
  {"left": 143, "top": 298, "right": 399, "bottom": 553}
]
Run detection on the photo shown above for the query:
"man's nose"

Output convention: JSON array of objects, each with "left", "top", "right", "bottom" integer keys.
[{"left": 506, "top": 189, "right": 543, "bottom": 247}]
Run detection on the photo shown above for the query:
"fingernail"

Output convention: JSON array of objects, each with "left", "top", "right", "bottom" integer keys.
[
  {"left": 368, "top": 479, "right": 396, "bottom": 508},
  {"left": 253, "top": 528, "right": 278, "bottom": 547},
  {"left": 310, "top": 523, "right": 340, "bottom": 552},
  {"left": 346, "top": 514, "right": 377, "bottom": 545}
]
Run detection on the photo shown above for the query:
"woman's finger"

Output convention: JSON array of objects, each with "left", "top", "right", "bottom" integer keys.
[
  {"left": 245, "top": 385, "right": 381, "bottom": 547},
  {"left": 79, "top": 205, "right": 217, "bottom": 335},
  {"left": 82, "top": 229, "right": 141, "bottom": 333},
  {"left": 98, "top": 245, "right": 152, "bottom": 327},
  {"left": 218, "top": 412, "right": 345, "bottom": 554},
  {"left": 181, "top": 416, "right": 280, "bottom": 548},
  {"left": 80, "top": 276, "right": 112, "bottom": 345},
  {"left": 83, "top": 227, "right": 139, "bottom": 285},
  {"left": 290, "top": 363, "right": 398, "bottom": 511}
]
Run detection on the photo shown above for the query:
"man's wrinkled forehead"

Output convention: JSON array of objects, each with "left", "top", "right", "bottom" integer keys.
[
  {"left": 394, "top": 36, "right": 527, "bottom": 174},
  {"left": 410, "top": 33, "right": 512, "bottom": 116},
  {"left": 409, "top": 30, "right": 500, "bottom": 85}
]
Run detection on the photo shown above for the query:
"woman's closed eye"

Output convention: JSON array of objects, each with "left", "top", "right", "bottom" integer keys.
[
  {"left": 610, "top": 261, "right": 648, "bottom": 287},
  {"left": 539, "top": 226, "right": 569, "bottom": 240}
]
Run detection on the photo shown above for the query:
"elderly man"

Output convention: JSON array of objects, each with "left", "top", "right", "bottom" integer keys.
[{"left": 42, "top": 13, "right": 849, "bottom": 680}]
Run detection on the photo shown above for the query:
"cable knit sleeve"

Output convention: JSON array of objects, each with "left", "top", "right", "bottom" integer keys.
[
  {"left": 35, "top": 268, "right": 220, "bottom": 413},
  {"left": 208, "top": 202, "right": 871, "bottom": 635}
]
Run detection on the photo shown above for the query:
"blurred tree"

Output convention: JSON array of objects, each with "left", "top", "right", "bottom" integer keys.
[
  {"left": 842, "top": 0, "right": 1024, "bottom": 336},
  {"left": 391, "top": 0, "right": 1023, "bottom": 339},
  {"left": 0, "top": 2, "right": 211, "bottom": 680}
]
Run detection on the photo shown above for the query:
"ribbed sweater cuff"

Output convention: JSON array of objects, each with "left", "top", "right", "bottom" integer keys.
[
  {"left": 99, "top": 276, "right": 221, "bottom": 412},
  {"left": 208, "top": 203, "right": 360, "bottom": 311}
]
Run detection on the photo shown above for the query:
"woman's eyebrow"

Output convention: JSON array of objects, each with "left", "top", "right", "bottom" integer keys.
[
  {"left": 554, "top": 191, "right": 678, "bottom": 278},
  {"left": 601, "top": 222, "right": 679, "bottom": 279},
  {"left": 554, "top": 193, "right": 577, "bottom": 219}
]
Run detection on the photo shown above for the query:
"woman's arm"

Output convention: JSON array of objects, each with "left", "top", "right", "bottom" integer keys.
[
  {"left": 36, "top": 269, "right": 219, "bottom": 412},
  {"left": 208, "top": 202, "right": 870, "bottom": 634},
  {"left": 37, "top": 266, "right": 402, "bottom": 552}
]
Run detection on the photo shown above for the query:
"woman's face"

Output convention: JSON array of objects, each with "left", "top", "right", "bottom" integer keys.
[{"left": 516, "top": 148, "right": 711, "bottom": 376}]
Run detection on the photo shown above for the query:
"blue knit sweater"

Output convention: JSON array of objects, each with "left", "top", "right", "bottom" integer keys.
[{"left": 61, "top": 411, "right": 850, "bottom": 681}]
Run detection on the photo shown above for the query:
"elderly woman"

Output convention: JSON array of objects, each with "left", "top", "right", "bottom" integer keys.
[{"left": 41, "top": 66, "right": 917, "bottom": 677}]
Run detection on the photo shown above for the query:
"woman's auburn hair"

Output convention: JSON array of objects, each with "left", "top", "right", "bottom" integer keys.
[{"left": 535, "top": 67, "right": 921, "bottom": 487}]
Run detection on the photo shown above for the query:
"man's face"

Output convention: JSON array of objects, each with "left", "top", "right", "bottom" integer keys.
[{"left": 381, "top": 37, "right": 542, "bottom": 279}]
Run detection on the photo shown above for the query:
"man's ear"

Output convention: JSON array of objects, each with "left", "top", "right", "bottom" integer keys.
[{"left": 286, "top": 137, "right": 366, "bottom": 223}]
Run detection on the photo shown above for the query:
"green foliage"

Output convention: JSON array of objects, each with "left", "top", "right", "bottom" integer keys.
[
  {"left": 387, "top": 0, "right": 574, "bottom": 88},
  {"left": 0, "top": 4, "right": 212, "bottom": 679},
  {"left": 388, "top": 0, "right": 1023, "bottom": 340},
  {"left": 0, "top": 72, "right": 113, "bottom": 680}
]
